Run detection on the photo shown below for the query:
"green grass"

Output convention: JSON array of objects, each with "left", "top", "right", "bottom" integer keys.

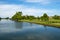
[{"left": 18, "top": 19, "right": 60, "bottom": 28}]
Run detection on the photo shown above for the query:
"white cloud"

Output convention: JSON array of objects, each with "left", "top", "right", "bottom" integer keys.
[
  {"left": 0, "top": 5, "right": 24, "bottom": 18},
  {"left": 25, "top": 0, "right": 51, "bottom": 5},
  {"left": 0, "top": 4, "right": 60, "bottom": 18}
]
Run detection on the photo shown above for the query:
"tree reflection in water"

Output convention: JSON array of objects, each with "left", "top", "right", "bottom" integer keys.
[
  {"left": 14, "top": 21, "right": 23, "bottom": 29},
  {"left": 44, "top": 25, "right": 47, "bottom": 31},
  {"left": 29, "top": 23, "right": 33, "bottom": 27},
  {"left": 0, "top": 19, "right": 1, "bottom": 21}
]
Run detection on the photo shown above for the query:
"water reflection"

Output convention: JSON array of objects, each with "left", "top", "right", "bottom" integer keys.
[
  {"left": 0, "top": 19, "right": 1, "bottom": 21},
  {"left": 0, "top": 19, "right": 60, "bottom": 40},
  {"left": 30, "top": 23, "right": 33, "bottom": 27},
  {"left": 43, "top": 25, "right": 47, "bottom": 30},
  {"left": 14, "top": 21, "right": 23, "bottom": 29}
]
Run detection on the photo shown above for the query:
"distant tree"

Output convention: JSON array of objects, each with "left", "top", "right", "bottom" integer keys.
[
  {"left": 22, "top": 16, "right": 26, "bottom": 20},
  {"left": 0, "top": 17, "right": 1, "bottom": 21},
  {"left": 5, "top": 17, "right": 9, "bottom": 19},
  {"left": 40, "top": 13, "right": 49, "bottom": 21},
  {"left": 25, "top": 15, "right": 30, "bottom": 19},
  {"left": 12, "top": 11, "right": 22, "bottom": 21},
  {"left": 0, "top": 17, "right": 1, "bottom": 19},
  {"left": 37, "top": 16, "right": 40, "bottom": 20},
  {"left": 22, "top": 15, "right": 36, "bottom": 20},
  {"left": 28, "top": 16, "right": 35, "bottom": 20},
  {"left": 52, "top": 15, "right": 60, "bottom": 20}
]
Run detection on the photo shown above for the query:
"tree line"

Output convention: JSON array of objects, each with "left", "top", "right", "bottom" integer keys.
[
  {"left": 0, "top": 17, "right": 9, "bottom": 20},
  {"left": 11, "top": 11, "right": 60, "bottom": 21}
]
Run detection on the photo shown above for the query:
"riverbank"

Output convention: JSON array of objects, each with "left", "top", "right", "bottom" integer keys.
[{"left": 18, "top": 20, "right": 60, "bottom": 28}]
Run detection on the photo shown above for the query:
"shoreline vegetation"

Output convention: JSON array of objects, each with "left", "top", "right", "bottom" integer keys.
[
  {"left": 19, "top": 20, "right": 60, "bottom": 28},
  {"left": 11, "top": 11, "right": 60, "bottom": 28}
]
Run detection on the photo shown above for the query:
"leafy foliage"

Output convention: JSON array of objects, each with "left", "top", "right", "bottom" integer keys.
[
  {"left": 52, "top": 15, "right": 60, "bottom": 20},
  {"left": 22, "top": 15, "right": 36, "bottom": 20},
  {"left": 40, "top": 13, "right": 49, "bottom": 21},
  {"left": 12, "top": 12, "right": 22, "bottom": 21}
]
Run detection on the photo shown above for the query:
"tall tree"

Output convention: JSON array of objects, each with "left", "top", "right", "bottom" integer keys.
[
  {"left": 40, "top": 13, "right": 49, "bottom": 21},
  {"left": 12, "top": 11, "right": 22, "bottom": 21}
]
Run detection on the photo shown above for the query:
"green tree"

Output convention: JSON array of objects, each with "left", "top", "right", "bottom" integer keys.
[
  {"left": 40, "top": 13, "right": 49, "bottom": 21},
  {"left": 5, "top": 17, "right": 9, "bottom": 19},
  {"left": 12, "top": 11, "right": 22, "bottom": 21},
  {"left": 22, "top": 15, "right": 36, "bottom": 20},
  {"left": 37, "top": 16, "right": 40, "bottom": 20},
  {"left": 22, "top": 16, "right": 26, "bottom": 20},
  {"left": 52, "top": 15, "right": 60, "bottom": 20},
  {"left": 28, "top": 16, "right": 35, "bottom": 20}
]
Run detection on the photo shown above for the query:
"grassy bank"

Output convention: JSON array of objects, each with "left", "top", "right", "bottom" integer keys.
[{"left": 18, "top": 19, "right": 60, "bottom": 28}]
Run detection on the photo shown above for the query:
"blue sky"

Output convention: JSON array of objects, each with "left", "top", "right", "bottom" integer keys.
[{"left": 0, "top": 0, "right": 60, "bottom": 18}]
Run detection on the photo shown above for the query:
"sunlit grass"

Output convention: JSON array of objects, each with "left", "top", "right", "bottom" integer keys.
[{"left": 19, "top": 19, "right": 60, "bottom": 27}]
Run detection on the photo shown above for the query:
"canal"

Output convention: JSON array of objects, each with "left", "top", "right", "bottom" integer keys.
[{"left": 0, "top": 19, "right": 60, "bottom": 40}]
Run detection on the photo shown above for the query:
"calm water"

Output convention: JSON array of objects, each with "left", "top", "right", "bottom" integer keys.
[{"left": 0, "top": 19, "right": 60, "bottom": 40}]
